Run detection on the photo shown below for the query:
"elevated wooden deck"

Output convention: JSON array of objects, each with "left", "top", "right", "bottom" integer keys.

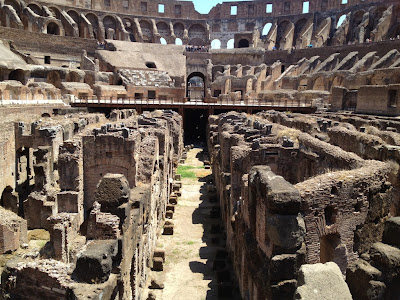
[{"left": 71, "top": 98, "right": 317, "bottom": 113}]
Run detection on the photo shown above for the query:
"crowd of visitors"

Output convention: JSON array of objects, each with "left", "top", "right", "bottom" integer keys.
[{"left": 185, "top": 45, "right": 209, "bottom": 52}]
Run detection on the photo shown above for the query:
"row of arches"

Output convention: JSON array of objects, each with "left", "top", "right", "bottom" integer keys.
[
  {"left": 3, "top": 0, "right": 400, "bottom": 47},
  {"left": 1, "top": 0, "right": 209, "bottom": 44}
]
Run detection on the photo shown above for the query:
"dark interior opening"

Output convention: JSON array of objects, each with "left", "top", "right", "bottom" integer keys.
[
  {"left": 8, "top": 69, "right": 25, "bottom": 84},
  {"left": 238, "top": 39, "right": 250, "bottom": 48},
  {"left": 389, "top": 89, "right": 397, "bottom": 107},
  {"left": 324, "top": 205, "right": 338, "bottom": 225},
  {"left": 47, "top": 22, "right": 60, "bottom": 35},
  {"left": 184, "top": 108, "right": 208, "bottom": 146},
  {"left": 146, "top": 62, "right": 157, "bottom": 68}
]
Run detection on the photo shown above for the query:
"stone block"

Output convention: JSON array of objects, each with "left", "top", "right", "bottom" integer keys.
[
  {"left": 266, "top": 214, "right": 305, "bottom": 250},
  {"left": 165, "top": 211, "right": 173, "bottom": 219},
  {"left": 152, "top": 257, "right": 164, "bottom": 271},
  {"left": 166, "top": 205, "right": 175, "bottom": 212},
  {"left": 153, "top": 249, "right": 165, "bottom": 262},
  {"left": 346, "top": 259, "right": 383, "bottom": 300},
  {"left": 370, "top": 242, "right": 400, "bottom": 267},
  {"left": 295, "top": 262, "right": 352, "bottom": 300},
  {"left": 74, "top": 240, "right": 118, "bottom": 284},
  {"left": 271, "top": 254, "right": 297, "bottom": 283},
  {"left": 169, "top": 196, "right": 178, "bottom": 205},
  {"left": 249, "top": 166, "right": 301, "bottom": 214},
  {"left": 163, "top": 225, "right": 174, "bottom": 235},
  {"left": 94, "top": 173, "right": 130, "bottom": 214}
]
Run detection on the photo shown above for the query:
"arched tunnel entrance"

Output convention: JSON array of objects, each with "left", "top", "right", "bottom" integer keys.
[
  {"left": 183, "top": 108, "right": 208, "bottom": 146},
  {"left": 187, "top": 72, "right": 205, "bottom": 101}
]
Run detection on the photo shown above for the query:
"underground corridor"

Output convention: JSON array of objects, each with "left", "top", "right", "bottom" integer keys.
[{"left": 145, "top": 146, "right": 241, "bottom": 299}]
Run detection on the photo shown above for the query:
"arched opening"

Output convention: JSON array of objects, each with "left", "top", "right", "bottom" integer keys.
[
  {"left": 160, "top": 37, "right": 167, "bottom": 45},
  {"left": 139, "top": 20, "right": 153, "bottom": 43},
  {"left": 48, "top": 6, "right": 61, "bottom": 19},
  {"left": 175, "top": 38, "right": 183, "bottom": 45},
  {"left": 371, "top": 6, "right": 387, "bottom": 24},
  {"left": 320, "top": 233, "right": 348, "bottom": 273},
  {"left": 211, "top": 39, "right": 221, "bottom": 49},
  {"left": 27, "top": 3, "right": 42, "bottom": 15},
  {"left": 123, "top": 19, "right": 136, "bottom": 42},
  {"left": 84, "top": 73, "right": 95, "bottom": 86},
  {"left": 5, "top": 0, "right": 21, "bottom": 15},
  {"left": 187, "top": 72, "right": 205, "bottom": 101},
  {"left": 238, "top": 39, "right": 250, "bottom": 48},
  {"left": 140, "top": 20, "right": 153, "bottom": 42},
  {"left": 313, "top": 76, "right": 325, "bottom": 90},
  {"left": 46, "top": 71, "right": 61, "bottom": 88},
  {"left": 294, "top": 18, "right": 308, "bottom": 44},
  {"left": 8, "top": 69, "right": 25, "bottom": 84},
  {"left": 103, "top": 16, "right": 116, "bottom": 39},
  {"left": 66, "top": 71, "right": 80, "bottom": 82},
  {"left": 388, "top": 23, "right": 400, "bottom": 39},
  {"left": 86, "top": 13, "right": 99, "bottom": 40},
  {"left": 262, "top": 23, "right": 272, "bottom": 36},
  {"left": 349, "top": 10, "right": 366, "bottom": 42},
  {"left": 67, "top": 10, "right": 80, "bottom": 25},
  {"left": 188, "top": 24, "right": 206, "bottom": 45},
  {"left": 47, "top": 22, "right": 60, "bottom": 35},
  {"left": 227, "top": 39, "right": 234, "bottom": 49},
  {"left": 173, "top": 22, "right": 185, "bottom": 39},
  {"left": 157, "top": 21, "right": 170, "bottom": 41},
  {"left": 276, "top": 20, "right": 290, "bottom": 49},
  {"left": 331, "top": 76, "right": 344, "bottom": 91},
  {"left": 337, "top": 15, "right": 346, "bottom": 28}
]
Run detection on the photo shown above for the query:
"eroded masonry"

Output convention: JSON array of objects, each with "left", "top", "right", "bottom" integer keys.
[
  {"left": 208, "top": 111, "right": 400, "bottom": 299},
  {"left": 0, "top": 0, "right": 400, "bottom": 299},
  {"left": 0, "top": 108, "right": 183, "bottom": 299}
]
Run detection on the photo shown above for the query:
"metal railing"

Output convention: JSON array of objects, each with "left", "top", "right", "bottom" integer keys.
[{"left": 71, "top": 97, "right": 314, "bottom": 108}]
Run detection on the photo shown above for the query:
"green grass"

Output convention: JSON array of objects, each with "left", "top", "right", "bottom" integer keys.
[{"left": 177, "top": 165, "right": 205, "bottom": 179}]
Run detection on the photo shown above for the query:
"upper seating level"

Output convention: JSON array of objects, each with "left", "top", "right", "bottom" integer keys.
[{"left": 0, "top": 0, "right": 399, "bottom": 51}]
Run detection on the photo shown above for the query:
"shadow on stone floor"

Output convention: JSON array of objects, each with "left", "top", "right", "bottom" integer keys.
[{"left": 190, "top": 147, "right": 242, "bottom": 300}]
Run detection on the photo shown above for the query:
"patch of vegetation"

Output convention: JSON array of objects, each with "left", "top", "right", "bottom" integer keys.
[
  {"left": 177, "top": 165, "right": 204, "bottom": 179},
  {"left": 185, "top": 240, "right": 195, "bottom": 245}
]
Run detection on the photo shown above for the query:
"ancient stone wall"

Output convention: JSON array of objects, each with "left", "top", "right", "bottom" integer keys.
[
  {"left": 0, "top": 108, "right": 183, "bottom": 300},
  {"left": 208, "top": 111, "right": 393, "bottom": 299}
]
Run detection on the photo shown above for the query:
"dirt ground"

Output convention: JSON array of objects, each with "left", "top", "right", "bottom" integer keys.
[{"left": 148, "top": 148, "right": 223, "bottom": 300}]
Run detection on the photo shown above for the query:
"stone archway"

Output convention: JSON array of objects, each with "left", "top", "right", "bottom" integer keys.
[
  {"left": 238, "top": 39, "right": 249, "bottom": 48},
  {"left": 187, "top": 72, "right": 206, "bottom": 100},
  {"left": 47, "top": 71, "right": 61, "bottom": 88},
  {"left": 47, "top": 22, "right": 60, "bottom": 35},
  {"left": 8, "top": 69, "right": 25, "bottom": 84}
]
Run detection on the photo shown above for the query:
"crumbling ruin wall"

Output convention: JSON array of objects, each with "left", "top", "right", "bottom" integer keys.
[
  {"left": 208, "top": 111, "right": 393, "bottom": 299},
  {"left": 0, "top": 109, "right": 183, "bottom": 300}
]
